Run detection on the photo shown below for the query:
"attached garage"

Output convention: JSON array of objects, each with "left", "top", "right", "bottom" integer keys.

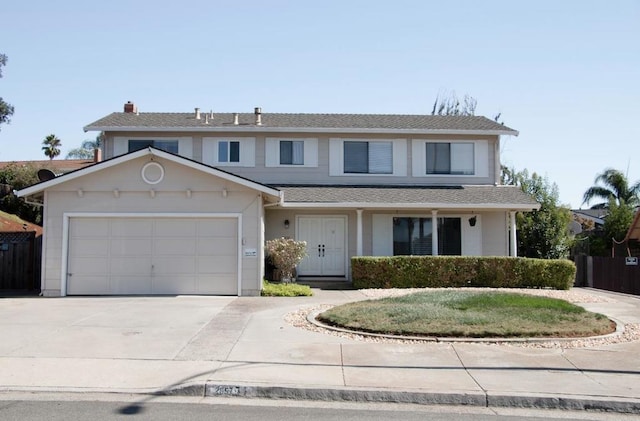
[
  {"left": 66, "top": 215, "right": 239, "bottom": 295},
  {"left": 17, "top": 148, "right": 281, "bottom": 297}
]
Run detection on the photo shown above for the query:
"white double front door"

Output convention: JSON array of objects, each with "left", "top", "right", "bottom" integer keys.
[{"left": 296, "top": 216, "right": 346, "bottom": 277}]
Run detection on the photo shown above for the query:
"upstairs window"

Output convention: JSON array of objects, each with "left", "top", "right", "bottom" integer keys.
[
  {"left": 344, "top": 141, "right": 392, "bottom": 174},
  {"left": 280, "top": 140, "right": 304, "bottom": 165},
  {"left": 128, "top": 140, "right": 178, "bottom": 154},
  {"left": 218, "top": 141, "right": 240, "bottom": 163},
  {"left": 426, "top": 142, "right": 474, "bottom": 175}
]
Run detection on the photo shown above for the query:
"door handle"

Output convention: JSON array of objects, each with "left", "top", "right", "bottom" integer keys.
[
  {"left": 318, "top": 245, "right": 321, "bottom": 257},
  {"left": 322, "top": 244, "right": 325, "bottom": 257}
]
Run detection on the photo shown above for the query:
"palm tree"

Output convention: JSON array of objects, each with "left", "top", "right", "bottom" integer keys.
[
  {"left": 42, "top": 134, "right": 62, "bottom": 160},
  {"left": 66, "top": 134, "right": 102, "bottom": 159},
  {"left": 582, "top": 168, "right": 640, "bottom": 209}
]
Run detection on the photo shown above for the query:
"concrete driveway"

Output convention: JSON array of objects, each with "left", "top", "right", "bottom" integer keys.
[{"left": 0, "top": 296, "right": 238, "bottom": 360}]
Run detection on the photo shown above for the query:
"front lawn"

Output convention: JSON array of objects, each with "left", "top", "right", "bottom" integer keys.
[{"left": 317, "top": 290, "right": 614, "bottom": 338}]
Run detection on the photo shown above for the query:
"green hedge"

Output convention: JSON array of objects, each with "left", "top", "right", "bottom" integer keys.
[{"left": 351, "top": 256, "right": 576, "bottom": 290}]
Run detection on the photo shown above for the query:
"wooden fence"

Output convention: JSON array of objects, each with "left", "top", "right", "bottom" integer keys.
[
  {"left": 0, "top": 232, "right": 42, "bottom": 291},
  {"left": 574, "top": 255, "right": 640, "bottom": 295}
]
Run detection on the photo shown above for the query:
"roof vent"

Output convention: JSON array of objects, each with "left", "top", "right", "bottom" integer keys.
[
  {"left": 254, "top": 107, "right": 262, "bottom": 126},
  {"left": 124, "top": 101, "right": 137, "bottom": 113},
  {"left": 233, "top": 113, "right": 239, "bottom": 125},
  {"left": 194, "top": 108, "right": 201, "bottom": 120}
]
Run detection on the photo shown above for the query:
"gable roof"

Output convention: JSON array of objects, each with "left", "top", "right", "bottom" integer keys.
[
  {"left": 275, "top": 185, "right": 539, "bottom": 210},
  {"left": 16, "top": 147, "right": 282, "bottom": 203},
  {"left": 84, "top": 112, "right": 518, "bottom": 136}
]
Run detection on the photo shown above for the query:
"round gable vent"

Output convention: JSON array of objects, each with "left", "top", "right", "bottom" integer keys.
[{"left": 141, "top": 162, "right": 164, "bottom": 185}]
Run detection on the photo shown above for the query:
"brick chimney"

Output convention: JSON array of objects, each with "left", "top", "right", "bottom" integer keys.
[{"left": 124, "top": 101, "right": 137, "bottom": 113}]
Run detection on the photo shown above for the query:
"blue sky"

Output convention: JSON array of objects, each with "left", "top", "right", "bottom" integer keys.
[{"left": 2, "top": 0, "right": 638, "bottom": 208}]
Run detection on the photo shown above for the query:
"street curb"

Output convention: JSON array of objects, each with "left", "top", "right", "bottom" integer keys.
[{"left": 161, "top": 382, "right": 640, "bottom": 414}]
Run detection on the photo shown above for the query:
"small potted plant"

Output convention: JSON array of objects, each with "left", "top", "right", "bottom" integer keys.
[{"left": 265, "top": 237, "right": 307, "bottom": 283}]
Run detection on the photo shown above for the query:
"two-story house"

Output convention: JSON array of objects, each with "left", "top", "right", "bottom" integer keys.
[{"left": 18, "top": 102, "right": 538, "bottom": 297}]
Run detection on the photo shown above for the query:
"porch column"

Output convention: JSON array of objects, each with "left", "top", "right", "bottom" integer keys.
[
  {"left": 509, "top": 211, "right": 518, "bottom": 257},
  {"left": 431, "top": 210, "right": 439, "bottom": 256},
  {"left": 356, "top": 209, "right": 363, "bottom": 256}
]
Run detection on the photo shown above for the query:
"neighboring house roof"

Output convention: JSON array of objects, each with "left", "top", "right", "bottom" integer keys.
[
  {"left": 572, "top": 209, "right": 606, "bottom": 228},
  {"left": 275, "top": 185, "right": 539, "bottom": 210},
  {"left": 625, "top": 210, "right": 640, "bottom": 242},
  {"left": 84, "top": 112, "right": 518, "bottom": 136},
  {"left": 0, "top": 159, "right": 95, "bottom": 174},
  {"left": 0, "top": 211, "right": 42, "bottom": 236},
  {"left": 17, "top": 147, "right": 282, "bottom": 203}
]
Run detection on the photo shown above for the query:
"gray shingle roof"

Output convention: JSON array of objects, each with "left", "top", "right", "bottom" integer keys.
[
  {"left": 85, "top": 112, "right": 517, "bottom": 135},
  {"left": 276, "top": 185, "right": 538, "bottom": 210}
]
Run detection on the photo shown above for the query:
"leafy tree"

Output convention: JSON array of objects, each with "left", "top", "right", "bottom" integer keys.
[
  {"left": 0, "top": 53, "right": 15, "bottom": 131},
  {"left": 66, "top": 135, "right": 102, "bottom": 159},
  {"left": 602, "top": 197, "right": 634, "bottom": 252},
  {"left": 42, "top": 134, "right": 62, "bottom": 160},
  {"left": 582, "top": 168, "right": 640, "bottom": 209},
  {"left": 0, "top": 163, "right": 42, "bottom": 224},
  {"left": 502, "top": 166, "right": 573, "bottom": 259}
]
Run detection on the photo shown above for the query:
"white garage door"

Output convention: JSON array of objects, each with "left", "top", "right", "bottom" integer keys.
[{"left": 67, "top": 217, "right": 238, "bottom": 295}]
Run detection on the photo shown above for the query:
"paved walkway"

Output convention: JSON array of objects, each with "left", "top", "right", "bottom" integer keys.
[{"left": 1, "top": 288, "right": 639, "bottom": 413}]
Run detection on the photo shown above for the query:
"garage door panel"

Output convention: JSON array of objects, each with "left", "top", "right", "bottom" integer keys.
[
  {"left": 68, "top": 216, "right": 238, "bottom": 296},
  {"left": 155, "top": 219, "right": 197, "bottom": 236},
  {"left": 198, "top": 256, "right": 237, "bottom": 274},
  {"left": 68, "top": 275, "right": 110, "bottom": 295},
  {"left": 71, "top": 239, "right": 109, "bottom": 256},
  {"left": 198, "top": 275, "right": 238, "bottom": 295},
  {"left": 111, "top": 276, "right": 152, "bottom": 295},
  {"left": 154, "top": 238, "right": 197, "bottom": 255},
  {"left": 110, "top": 257, "right": 152, "bottom": 274},
  {"left": 153, "top": 256, "right": 196, "bottom": 274},
  {"left": 72, "top": 257, "right": 109, "bottom": 274},
  {"left": 197, "top": 237, "right": 236, "bottom": 254},
  {"left": 110, "top": 238, "right": 153, "bottom": 256},
  {"left": 110, "top": 219, "right": 153, "bottom": 236},
  {"left": 198, "top": 219, "right": 237, "bottom": 236},
  {"left": 71, "top": 218, "right": 109, "bottom": 236}
]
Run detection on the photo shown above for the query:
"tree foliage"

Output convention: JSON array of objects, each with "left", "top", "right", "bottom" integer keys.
[
  {"left": 66, "top": 136, "right": 102, "bottom": 159},
  {"left": 0, "top": 163, "right": 42, "bottom": 224},
  {"left": 582, "top": 168, "right": 640, "bottom": 209},
  {"left": 0, "top": 53, "right": 15, "bottom": 131},
  {"left": 603, "top": 197, "right": 634, "bottom": 249},
  {"left": 42, "top": 134, "right": 62, "bottom": 160},
  {"left": 502, "top": 166, "right": 573, "bottom": 259},
  {"left": 431, "top": 91, "right": 503, "bottom": 123}
]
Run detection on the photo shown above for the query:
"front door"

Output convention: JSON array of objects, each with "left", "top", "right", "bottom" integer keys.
[{"left": 296, "top": 216, "right": 346, "bottom": 276}]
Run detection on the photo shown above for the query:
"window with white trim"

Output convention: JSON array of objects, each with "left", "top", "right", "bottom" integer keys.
[
  {"left": 280, "top": 140, "right": 304, "bottom": 165},
  {"left": 202, "top": 137, "right": 255, "bottom": 167},
  {"left": 128, "top": 140, "right": 178, "bottom": 154},
  {"left": 426, "top": 142, "right": 474, "bottom": 175},
  {"left": 393, "top": 217, "right": 461, "bottom": 256},
  {"left": 218, "top": 141, "right": 240, "bottom": 163},
  {"left": 265, "top": 138, "right": 318, "bottom": 168},
  {"left": 344, "top": 141, "right": 393, "bottom": 174}
]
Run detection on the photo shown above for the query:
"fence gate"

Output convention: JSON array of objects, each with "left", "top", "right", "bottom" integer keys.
[
  {"left": 0, "top": 232, "right": 41, "bottom": 291},
  {"left": 574, "top": 256, "right": 640, "bottom": 295}
]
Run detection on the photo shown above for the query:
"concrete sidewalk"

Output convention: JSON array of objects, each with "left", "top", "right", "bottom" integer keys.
[{"left": 1, "top": 288, "right": 640, "bottom": 413}]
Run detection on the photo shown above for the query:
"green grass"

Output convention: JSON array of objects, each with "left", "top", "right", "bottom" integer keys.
[
  {"left": 261, "top": 280, "right": 313, "bottom": 297},
  {"left": 317, "top": 290, "right": 614, "bottom": 338}
]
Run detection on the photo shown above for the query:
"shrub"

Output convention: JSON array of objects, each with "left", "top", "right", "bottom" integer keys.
[
  {"left": 351, "top": 256, "right": 576, "bottom": 290},
  {"left": 265, "top": 237, "right": 307, "bottom": 282}
]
